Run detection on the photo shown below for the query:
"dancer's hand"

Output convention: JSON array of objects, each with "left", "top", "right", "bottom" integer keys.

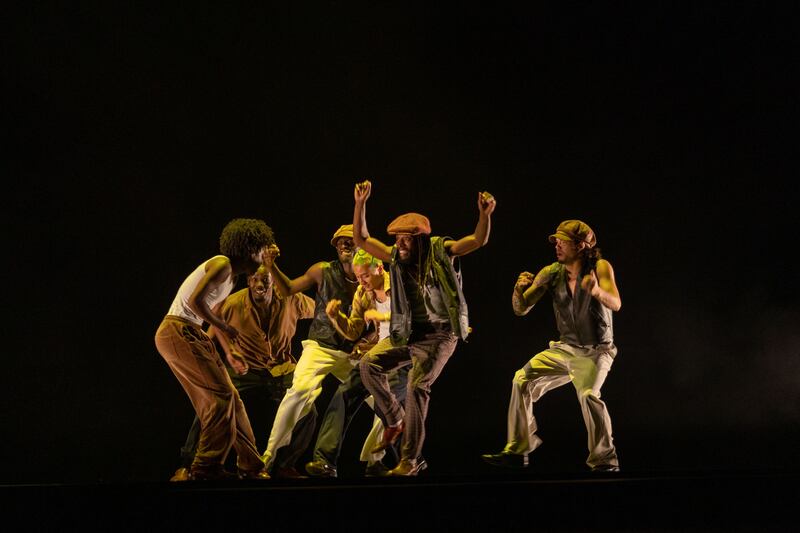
[
  {"left": 515, "top": 271, "right": 535, "bottom": 291},
  {"left": 581, "top": 270, "right": 599, "bottom": 296},
  {"left": 326, "top": 299, "right": 342, "bottom": 319},
  {"left": 478, "top": 191, "right": 496, "bottom": 215},
  {"left": 364, "top": 309, "right": 387, "bottom": 327},
  {"left": 228, "top": 351, "right": 249, "bottom": 375},
  {"left": 355, "top": 180, "right": 372, "bottom": 203},
  {"left": 265, "top": 244, "right": 280, "bottom": 266}
]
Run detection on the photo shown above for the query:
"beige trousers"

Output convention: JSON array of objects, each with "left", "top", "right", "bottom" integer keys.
[{"left": 505, "top": 341, "right": 619, "bottom": 468}]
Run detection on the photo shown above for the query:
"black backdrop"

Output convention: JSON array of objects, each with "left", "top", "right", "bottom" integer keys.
[{"left": 4, "top": 2, "right": 798, "bottom": 484}]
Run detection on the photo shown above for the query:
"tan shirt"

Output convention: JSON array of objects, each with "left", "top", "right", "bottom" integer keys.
[{"left": 215, "top": 288, "right": 315, "bottom": 373}]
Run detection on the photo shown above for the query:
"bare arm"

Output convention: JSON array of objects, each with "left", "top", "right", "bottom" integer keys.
[
  {"left": 512, "top": 266, "right": 553, "bottom": 316},
  {"left": 208, "top": 304, "right": 249, "bottom": 375},
  {"left": 445, "top": 191, "right": 497, "bottom": 257},
  {"left": 188, "top": 256, "right": 238, "bottom": 339},
  {"left": 353, "top": 180, "right": 393, "bottom": 262},
  {"left": 581, "top": 259, "right": 622, "bottom": 311},
  {"left": 269, "top": 261, "right": 323, "bottom": 298}
]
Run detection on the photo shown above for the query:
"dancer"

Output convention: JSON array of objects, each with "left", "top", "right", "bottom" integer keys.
[
  {"left": 354, "top": 180, "right": 497, "bottom": 476},
  {"left": 169, "top": 264, "right": 316, "bottom": 481},
  {"left": 262, "top": 225, "right": 359, "bottom": 471},
  {"left": 305, "top": 249, "right": 408, "bottom": 478},
  {"left": 481, "top": 219, "right": 622, "bottom": 472},
  {"left": 154, "top": 218, "right": 273, "bottom": 480}
]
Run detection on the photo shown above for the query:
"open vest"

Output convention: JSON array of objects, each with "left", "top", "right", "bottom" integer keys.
[
  {"left": 547, "top": 262, "right": 613, "bottom": 346},
  {"left": 388, "top": 236, "right": 469, "bottom": 345}
]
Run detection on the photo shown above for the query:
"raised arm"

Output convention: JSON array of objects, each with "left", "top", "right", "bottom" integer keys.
[
  {"left": 353, "top": 180, "right": 393, "bottom": 262},
  {"left": 445, "top": 191, "right": 497, "bottom": 257},
  {"left": 269, "top": 258, "right": 324, "bottom": 298},
  {"left": 581, "top": 259, "right": 622, "bottom": 311},
  {"left": 512, "top": 265, "right": 553, "bottom": 316}
]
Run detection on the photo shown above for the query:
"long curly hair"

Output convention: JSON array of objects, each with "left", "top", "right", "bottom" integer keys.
[{"left": 219, "top": 218, "right": 275, "bottom": 260}]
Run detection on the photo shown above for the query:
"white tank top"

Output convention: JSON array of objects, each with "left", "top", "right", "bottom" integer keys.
[
  {"left": 375, "top": 297, "right": 391, "bottom": 341},
  {"left": 167, "top": 256, "right": 235, "bottom": 326}
]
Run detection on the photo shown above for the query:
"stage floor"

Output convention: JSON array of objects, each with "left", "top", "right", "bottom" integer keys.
[{"left": 3, "top": 468, "right": 797, "bottom": 532}]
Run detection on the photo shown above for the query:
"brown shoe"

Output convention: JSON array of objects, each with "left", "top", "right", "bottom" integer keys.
[
  {"left": 274, "top": 466, "right": 308, "bottom": 479},
  {"left": 169, "top": 467, "right": 190, "bottom": 482},
  {"left": 371, "top": 421, "right": 404, "bottom": 454},
  {"left": 237, "top": 468, "right": 271, "bottom": 480},
  {"left": 189, "top": 466, "right": 238, "bottom": 481},
  {"left": 388, "top": 458, "right": 428, "bottom": 477}
]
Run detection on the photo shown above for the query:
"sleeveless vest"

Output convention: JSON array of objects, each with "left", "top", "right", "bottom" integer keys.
[
  {"left": 308, "top": 260, "right": 357, "bottom": 351},
  {"left": 548, "top": 262, "right": 613, "bottom": 345}
]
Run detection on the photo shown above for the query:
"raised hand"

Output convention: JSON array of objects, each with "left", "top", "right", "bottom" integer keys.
[
  {"left": 478, "top": 191, "right": 496, "bottom": 216},
  {"left": 354, "top": 180, "right": 372, "bottom": 203},
  {"left": 263, "top": 244, "right": 280, "bottom": 268}
]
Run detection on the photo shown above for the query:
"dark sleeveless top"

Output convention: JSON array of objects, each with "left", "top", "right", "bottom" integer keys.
[
  {"left": 308, "top": 260, "right": 357, "bottom": 351},
  {"left": 547, "top": 262, "right": 613, "bottom": 346}
]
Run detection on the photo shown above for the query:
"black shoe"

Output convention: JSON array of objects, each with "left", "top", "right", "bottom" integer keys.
[
  {"left": 305, "top": 459, "right": 338, "bottom": 478},
  {"left": 481, "top": 451, "right": 529, "bottom": 468},
  {"left": 364, "top": 461, "right": 390, "bottom": 477},
  {"left": 591, "top": 464, "right": 620, "bottom": 473}
]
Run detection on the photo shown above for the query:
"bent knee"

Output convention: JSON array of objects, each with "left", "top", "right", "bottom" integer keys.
[
  {"left": 407, "top": 379, "right": 431, "bottom": 395},
  {"left": 200, "top": 392, "right": 234, "bottom": 420},
  {"left": 286, "top": 380, "right": 320, "bottom": 400},
  {"left": 580, "top": 388, "right": 603, "bottom": 402}
]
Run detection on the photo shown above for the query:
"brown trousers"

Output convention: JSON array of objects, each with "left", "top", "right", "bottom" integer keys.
[{"left": 155, "top": 316, "right": 263, "bottom": 473}]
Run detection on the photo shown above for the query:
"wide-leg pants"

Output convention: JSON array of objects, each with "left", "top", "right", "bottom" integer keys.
[
  {"left": 263, "top": 339, "right": 354, "bottom": 470},
  {"left": 313, "top": 364, "right": 409, "bottom": 467},
  {"left": 504, "top": 341, "right": 619, "bottom": 468},
  {"left": 155, "top": 316, "right": 263, "bottom": 473},
  {"left": 177, "top": 367, "right": 317, "bottom": 471},
  {"left": 359, "top": 332, "right": 458, "bottom": 462}
]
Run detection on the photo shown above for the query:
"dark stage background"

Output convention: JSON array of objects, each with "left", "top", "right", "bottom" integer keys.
[{"left": 4, "top": 2, "right": 798, "bottom": 485}]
